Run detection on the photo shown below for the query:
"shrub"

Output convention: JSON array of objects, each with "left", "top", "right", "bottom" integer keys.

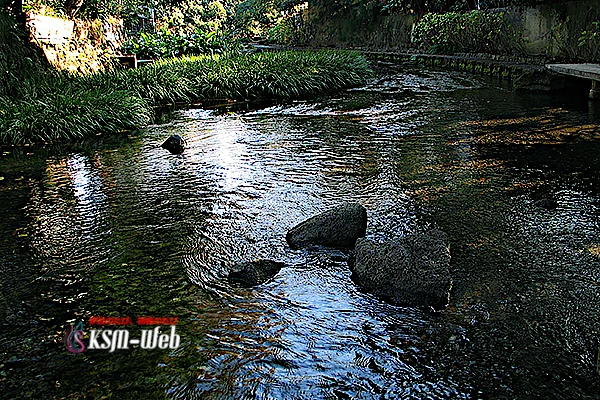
[
  {"left": 412, "top": 11, "right": 524, "bottom": 55},
  {"left": 122, "top": 27, "right": 229, "bottom": 59},
  {"left": 268, "top": 20, "right": 293, "bottom": 44},
  {"left": 0, "top": 13, "right": 49, "bottom": 97},
  {"left": 578, "top": 21, "right": 600, "bottom": 61}
]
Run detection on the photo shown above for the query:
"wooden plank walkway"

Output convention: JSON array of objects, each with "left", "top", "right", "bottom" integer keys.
[{"left": 546, "top": 63, "right": 600, "bottom": 99}]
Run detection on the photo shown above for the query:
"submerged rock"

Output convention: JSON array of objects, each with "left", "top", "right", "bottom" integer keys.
[
  {"left": 534, "top": 198, "right": 558, "bottom": 210},
  {"left": 286, "top": 202, "right": 367, "bottom": 250},
  {"left": 161, "top": 134, "right": 185, "bottom": 154},
  {"left": 227, "top": 260, "right": 285, "bottom": 287},
  {"left": 351, "top": 229, "right": 451, "bottom": 310}
]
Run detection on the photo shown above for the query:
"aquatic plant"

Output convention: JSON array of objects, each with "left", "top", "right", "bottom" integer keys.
[
  {"left": 122, "top": 28, "right": 228, "bottom": 59},
  {"left": 78, "top": 50, "right": 372, "bottom": 104}
]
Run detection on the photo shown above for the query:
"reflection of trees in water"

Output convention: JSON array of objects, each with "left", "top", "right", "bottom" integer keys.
[
  {"left": 29, "top": 154, "right": 112, "bottom": 275},
  {"left": 456, "top": 109, "right": 600, "bottom": 145},
  {"left": 1, "top": 132, "right": 228, "bottom": 397}
]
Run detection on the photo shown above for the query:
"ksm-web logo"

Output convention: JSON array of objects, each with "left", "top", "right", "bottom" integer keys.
[{"left": 65, "top": 316, "right": 180, "bottom": 353}]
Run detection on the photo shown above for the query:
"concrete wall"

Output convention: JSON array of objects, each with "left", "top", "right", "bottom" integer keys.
[
  {"left": 305, "top": 6, "right": 414, "bottom": 50},
  {"left": 518, "top": 0, "right": 600, "bottom": 57},
  {"left": 305, "top": 0, "right": 600, "bottom": 59}
]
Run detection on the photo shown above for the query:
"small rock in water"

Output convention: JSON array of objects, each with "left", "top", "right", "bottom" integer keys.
[
  {"left": 161, "top": 134, "right": 185, "bottom": 154},
  {"left": 286, "top": 202, "right": 367, "bottom": 250},
  {"left": 227, "top": 260, "right": 285, "bottom": 288}
]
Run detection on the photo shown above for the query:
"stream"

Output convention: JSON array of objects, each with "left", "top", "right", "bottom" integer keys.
[{"left": 1, "top": 63, "right": 600, "bottom": 399}]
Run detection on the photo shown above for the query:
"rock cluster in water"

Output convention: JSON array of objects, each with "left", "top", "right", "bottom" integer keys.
[
  {"left": 534, "top": 198, "right": 558, "bottom": 210},
  {"left": 351, "top": 230, "right": 451, "bottom": 310},
  {"left": 227, "top": 202, "right": 452, "bottom": 310}
]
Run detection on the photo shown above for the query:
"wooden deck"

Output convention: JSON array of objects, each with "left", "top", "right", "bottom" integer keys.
[{"left": 546, "top": 63, "right": 600, "bottom": 99}]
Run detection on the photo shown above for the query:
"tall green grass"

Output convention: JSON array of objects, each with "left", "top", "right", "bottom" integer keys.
[
  {"left": 79, "top": 49, "right": 373, "bottom": 104},
  {"left": 0, "top": 50, "right": 372, "bottom": 145},
  {"left": 0, "top": 90, "right": 151, "bottom": 144},
  {"left": 0, "top": 13, "right": 50, "bottom": 99}
]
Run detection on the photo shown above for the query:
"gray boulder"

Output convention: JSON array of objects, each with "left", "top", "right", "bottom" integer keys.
[
  {"left": 227, "top": 260, "right": 285, "bottom": 287},
  {"left": 286, "top": 203, "right": 367, "bottom": 250},
  {"left": 351, "top": 229, "right": 451, "bottom": 309}
]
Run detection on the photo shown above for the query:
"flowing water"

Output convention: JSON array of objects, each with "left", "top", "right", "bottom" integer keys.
[{"left": 2, "top": 64, "right": 600, "bottom": 399}]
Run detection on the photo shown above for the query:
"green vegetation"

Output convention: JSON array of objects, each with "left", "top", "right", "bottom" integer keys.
[
  {"left": 382, "top": 0, "right": 560, "bottom": 13},
  {"left": 19, "top": 0, "right": 308, "bottom": 55},
  {"left": 578, "top": 21, "right": 600, "bottom": 61},
  {"left": 1, "top": 5, "right": 371, "bottom": 145},
  {"left": 119, "top": 0, "right": 234, "bottom": 59},
  {"left": 122, "top": 28, "right": 229, "bottom": 59},
  {"left": 0, "top": 50, "right": 372, "bottom": 145},
  {"left": 412, "top": 11, "right": 524, "bottom": 55},
  {"left": 0, "top": 89, "right": 150, "bottom": 144}
]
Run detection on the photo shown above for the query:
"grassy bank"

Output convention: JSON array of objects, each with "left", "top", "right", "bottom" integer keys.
[{"left": 0, "top": 50, "right": 372, "bottom": 145}]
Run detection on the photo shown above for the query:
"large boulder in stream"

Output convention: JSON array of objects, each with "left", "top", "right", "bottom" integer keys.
[
  {"left": 286, "top": 203, "right": 367, "bottom": 250},
  {"left": 351, "top": 229, "right": 451, "bottom": 310},
  {"left": 227, "top": 260, "right": 285, "bottom": 287},
  {"left": 161, "top": 134, "right": 185, "bottom": 154}
]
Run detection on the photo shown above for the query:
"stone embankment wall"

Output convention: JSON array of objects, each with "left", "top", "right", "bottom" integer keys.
[
  {"left": 304, "top": 6, "right": 414, "bottom": 51},
  {"left": 364, "top": 51, "right": 568, "bottom": 92},
  {"left": 27, "top": 13, "right": 124, "bottom": 73}
]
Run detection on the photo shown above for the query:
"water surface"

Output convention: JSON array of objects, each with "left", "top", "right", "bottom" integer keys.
[{"left": 1, "top": 64, "right": 600, "bottom": 399}]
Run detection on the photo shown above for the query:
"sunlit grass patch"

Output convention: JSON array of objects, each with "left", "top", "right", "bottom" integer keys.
[{"left": 82, "top": 50, "right": 373, "bottom": 104}]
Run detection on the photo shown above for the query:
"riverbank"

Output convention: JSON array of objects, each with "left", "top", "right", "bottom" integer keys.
[{"left": 0, "top": 50, "right": 372, "bottom": 145}]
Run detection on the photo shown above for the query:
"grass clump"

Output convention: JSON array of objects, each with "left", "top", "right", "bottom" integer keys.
[
  {"left": 0, "top": 13, "right": 50, "bottom": 98},
  {"left": 79, "top": 49, "right": 373, "bottom": 104},
  {"left": 0, "top": 90, "right": 151, "bottom": 144},
  {"left": 0, "top": 50, "right": 372, "bottom": 145}
]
